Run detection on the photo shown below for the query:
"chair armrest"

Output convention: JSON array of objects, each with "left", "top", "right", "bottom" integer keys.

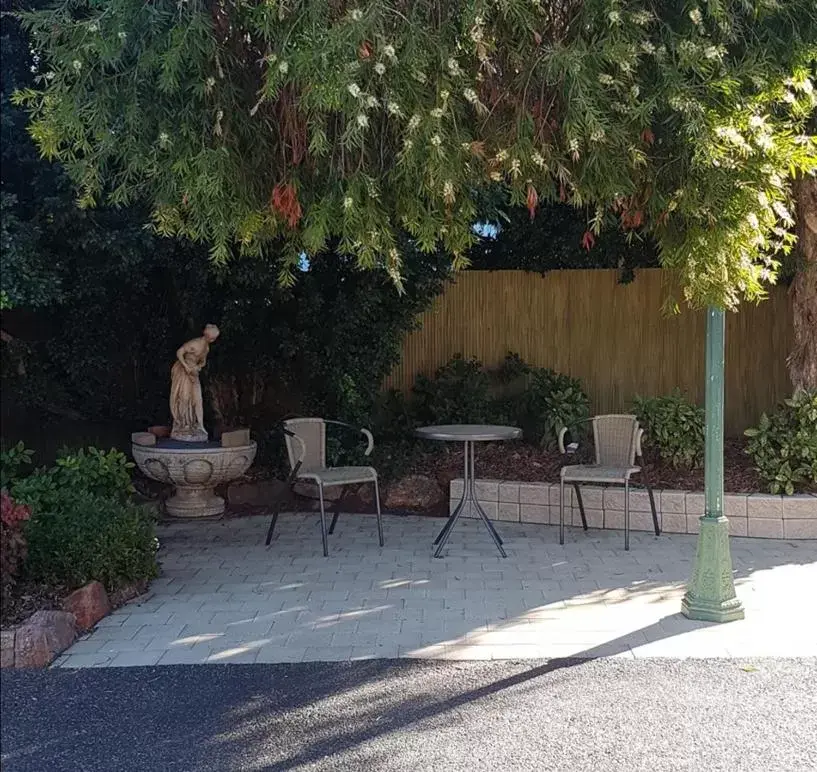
[
  {"left": 282, "top": 427, "right": 307, "bottom": 465},
  {"left": 636, "top": 428, "right": 644, "bottom": 460},
  {"left": 324, "top": 420, "right": 375, "bottom": 457},
  {"left": 558, "top": 426, "right": 568, "bottom": 455}
]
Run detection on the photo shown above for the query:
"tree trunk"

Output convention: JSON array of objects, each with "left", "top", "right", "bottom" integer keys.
[{"left": 789, "top": 175, "right": 817, "bottom": 392}]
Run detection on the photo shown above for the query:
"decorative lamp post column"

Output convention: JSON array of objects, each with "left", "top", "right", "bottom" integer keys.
[{"left": 681, "top": 307, "right": 745, "bottom": 622}]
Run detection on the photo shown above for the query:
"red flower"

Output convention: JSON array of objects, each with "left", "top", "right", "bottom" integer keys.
[
  {"left": 641, "top": 128, "right": 655, "bottom": 145},
  {"left": 581, "top": 230, "right": 595, "bottom": 251},
  {"left": 271, "top": 183, "right": 302, "bottom": 229},
  {"left": 526, "top": 184, "right": 538, "bottom": 219}
]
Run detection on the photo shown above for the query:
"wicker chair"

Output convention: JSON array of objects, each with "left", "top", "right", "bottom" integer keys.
[
  {"left": 264, "top": 418, "right": 384, "bottom": 557},
  {"left": 558, "top": 414, "right": 659, "bottom": 550}
]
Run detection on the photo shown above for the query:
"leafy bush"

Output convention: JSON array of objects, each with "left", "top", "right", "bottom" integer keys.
[
  {"left": 1, "top": 491, "right": 31, "bottom": 603},
  {"left": 11, "top": 447, "right": 134, "bottom": 514},
  {"left": 745, "top": 390, "right": 817, "bottom": 495},
  {"left": 23, "top": 492, "right": 159, "bottom": 592},
  {"left": 411, "top": 355, "right": 492, "bottom": 425},
  {"left": 633, "top": 390, "right": 705, "bottom": 469},
  {"left": 0, "top": 441, "right": 33, "bottom": 489},
  {"left": 525, "top": 368, "right": 591, "bottom": 448},
  {"left": 391, "top": 352, "right": 590, "bottom": 451}
]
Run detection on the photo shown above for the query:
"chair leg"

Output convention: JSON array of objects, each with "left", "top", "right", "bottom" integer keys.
[
  {"left": 646, "top": 482, "right": 660, "bottom": 535},
  {"left": 318, "top": 485, "right": 329, "bottom": 557},
  {"left": 624, "top": 479, "right": 630, "bottom": 551},
  {"left": 572, "top": 483, "right": 588, "bottom": 531},
  {"left": 374, "top": 477, "right": 384, "bottom": 547},
  {"left": 265, "top": 498, "right": 282, "bottom": 546},
  {"left": 559, "top": 478, "right": 565, "bottom": 545},
  {"left": 328, "top": 487, "right": 345, "bottom": 535}
]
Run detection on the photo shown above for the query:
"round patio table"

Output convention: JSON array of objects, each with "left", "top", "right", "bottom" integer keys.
[{"left": 415, "top": 424, "right": 522, "bottom": 558}]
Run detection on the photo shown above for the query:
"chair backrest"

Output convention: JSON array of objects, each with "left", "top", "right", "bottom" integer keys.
[
  {"left": 592, "top": 414, "right": 639, "bottom": 467},
  {"left": 283, "top": 418, "right": 326, "bottom": 473}
]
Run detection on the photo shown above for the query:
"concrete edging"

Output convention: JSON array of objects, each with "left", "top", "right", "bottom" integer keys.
[{"left": 449, "top": 480, "right": 817, "bottom": 540}]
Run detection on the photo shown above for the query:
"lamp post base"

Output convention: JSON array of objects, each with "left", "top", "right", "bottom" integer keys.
[{"left": 682, "top": 515, "right": 745, "bottom": 623}]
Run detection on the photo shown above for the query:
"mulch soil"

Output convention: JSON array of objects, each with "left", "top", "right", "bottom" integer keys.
[
  {"left": 1, "top": 581, "right": 68, "bottom": 628},
  {"left": 409, "top": 437, "right": 763, "bottom": 494}
]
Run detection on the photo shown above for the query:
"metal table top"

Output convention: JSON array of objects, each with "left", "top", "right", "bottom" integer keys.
[{"left": 415, "top": 425, "right": 522, "bottom": 442}]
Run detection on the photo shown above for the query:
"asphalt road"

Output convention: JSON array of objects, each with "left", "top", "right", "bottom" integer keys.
[{"left": 2, "top": 658, "right": 816, "bottom": 772}]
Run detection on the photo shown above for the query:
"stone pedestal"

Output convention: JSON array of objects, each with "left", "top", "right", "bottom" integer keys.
[
  {"left": 682, "top": 516, "right": 745, "bottom": 623},
  {"left": 132, "top": 440, "right": 256, "bottom": 519}
]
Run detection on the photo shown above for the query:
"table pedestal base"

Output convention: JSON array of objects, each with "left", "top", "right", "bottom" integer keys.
[{"left": 434, "top": 440, "right": 507, "bottom": 558}]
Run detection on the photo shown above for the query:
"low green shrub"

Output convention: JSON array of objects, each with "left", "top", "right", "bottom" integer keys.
[
  {"left": 745, "top": 390, "right": 817, "bottom": 495},
  {"left": 23, "top": 492, "right": 159, "bottom": 592},
  {"left": 11, "top": 446, "right": 134, "bottom": 514},
  {"left": 0, "top": 441, "right": 33, "bottom": 489},
  {"left": 525, "top": 368, "right": 591, "bottom": 448},
  {"left": 411, "top": 355, "right": 491, "bottom": 424},
  {"left": 383, "top": 352, "right": 590, "bottom": 452},
  {"left": 633, "top": 390, "right": 705, "bottom": 469}
]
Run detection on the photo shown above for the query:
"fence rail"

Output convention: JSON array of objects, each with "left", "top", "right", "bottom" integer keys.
[{"left": 385, "top": 269, "right": 792, "bottom": 435}]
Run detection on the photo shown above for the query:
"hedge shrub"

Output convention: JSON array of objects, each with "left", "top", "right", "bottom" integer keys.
[
  {"left": 23, "top": 492, "right": 158, "bottom": 592},
  {"left": 745, "top": 390, "right": 817, "bottom": 495},
  {"left": 633, "top": 390, "right": 705, "bottom": 469}
]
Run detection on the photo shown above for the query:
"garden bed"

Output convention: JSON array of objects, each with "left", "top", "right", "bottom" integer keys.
[{"left": 408, "top": 437, "right": 766, "bottom": 495}]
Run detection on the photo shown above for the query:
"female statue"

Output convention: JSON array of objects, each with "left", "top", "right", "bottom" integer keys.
[{"left": 170, "top": 324, "right": 220, "bottom": 442}]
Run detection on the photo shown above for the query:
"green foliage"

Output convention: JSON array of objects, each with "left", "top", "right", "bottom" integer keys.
[
  {"left": 526, "top": 369, "right": 591, "bottom": 449},
  {"left": 408, "top": 352, "right": 589, "bottom": 448},
  {"left": 0, "top": 441, "right": 33, "bottom": 489},
  {"left": 23, "top": 492, "right": 159, "bottom": 593},
  {"left": 11, "top": 447, "right": 134, "bottom": 515},
  {"left": 745, "top": 390, "right": 817, "bottom": 495},
  {"left": 633, "top": 390, "right": 705, "bottom": 469},
  {"left": 16, "top": 1, "right": 817, "bottom": 307},
  {"left": 412, "top": 356, "right": 491, "bottom": 425}
]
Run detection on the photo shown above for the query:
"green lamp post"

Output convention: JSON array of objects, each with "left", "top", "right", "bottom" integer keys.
[{"left": 681, "top": 307, "right": 745, "bottom": 623}]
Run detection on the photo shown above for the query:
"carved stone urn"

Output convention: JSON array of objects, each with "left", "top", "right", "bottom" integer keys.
[{"left": 132, "top": 440, "right": 257, "bottom": 518}]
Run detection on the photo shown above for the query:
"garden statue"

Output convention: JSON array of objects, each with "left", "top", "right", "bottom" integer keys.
[
  {"left": 170, "top": 324, "right": 220, "bottom": 442},
  {"left": 133, "top": 323, "right": 255, "bottom": 518}
]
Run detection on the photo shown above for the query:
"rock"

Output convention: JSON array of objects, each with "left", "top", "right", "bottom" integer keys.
[
  {"left": 1, "top": 629, "right": 15, "bottom": 669},
  {"left": 131, "top": 432, "right": 156, "bottom": 446},
  {"left": 148, "top": 425, "right": 171, "bottom": 438},
  {"left": 14, "top": 611, "right": 76, "bottom": 669},
  {"left": 62, "top": 581, "right": 111, "bottom": 631},
  {"left": 384, "top": 475, "right": 444, "bottom": 511}
]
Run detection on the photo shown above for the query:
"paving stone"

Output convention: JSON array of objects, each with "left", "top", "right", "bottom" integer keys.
[
  {"left": 747, "top": 494, "right": 783, "bottom": 520},
  {"left": 54, "top": 513, "right": 817, "bottom": 667},
  {"left": 520, "top": 504, "right": 548, "bottom": 524},
  {"left": 782, "top": 494, "right": 817, "bottom": 519},
  {"left": 748, "top": 518, "right": 784, "bottom": 539},
  {"left": 783, "top": 519, "right": 817, "bottom": 539},
  {"left": 660, "top": 490, "right": 686, "bottom": 515}
]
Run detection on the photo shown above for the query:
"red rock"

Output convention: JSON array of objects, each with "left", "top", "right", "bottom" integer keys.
[
  {"left": 1, "top": 629, "right": 15, "bottom": 669},
  {"left": 384, "top": 475, "right": 444, "bottom": 511},
  {"left": 14, "top": 611, "right": 76, "bottom": 668},
  {"left": 148, "top": 425, "right": 171, "bottom": 438},
  {"left": 62, "top": 581, "right": 111, "bottom": 631}
]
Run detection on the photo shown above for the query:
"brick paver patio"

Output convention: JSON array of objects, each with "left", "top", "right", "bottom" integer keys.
[{"left": 55, "top": 514, "right": 817, "bottom": 667}]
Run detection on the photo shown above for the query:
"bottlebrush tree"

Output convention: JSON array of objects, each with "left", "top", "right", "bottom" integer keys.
[{"left": 13, "top": 0, "right": 817, "bottom": 307}]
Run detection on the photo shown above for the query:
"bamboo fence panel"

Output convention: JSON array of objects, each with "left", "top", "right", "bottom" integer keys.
[{"left": 385, "top": 269, "right": 793, "bottom": 435}]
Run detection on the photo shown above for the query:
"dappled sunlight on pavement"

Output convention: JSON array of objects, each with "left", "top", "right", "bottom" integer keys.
[{"left": 54, "top": 513, "right": 817, "bottom": 667}]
